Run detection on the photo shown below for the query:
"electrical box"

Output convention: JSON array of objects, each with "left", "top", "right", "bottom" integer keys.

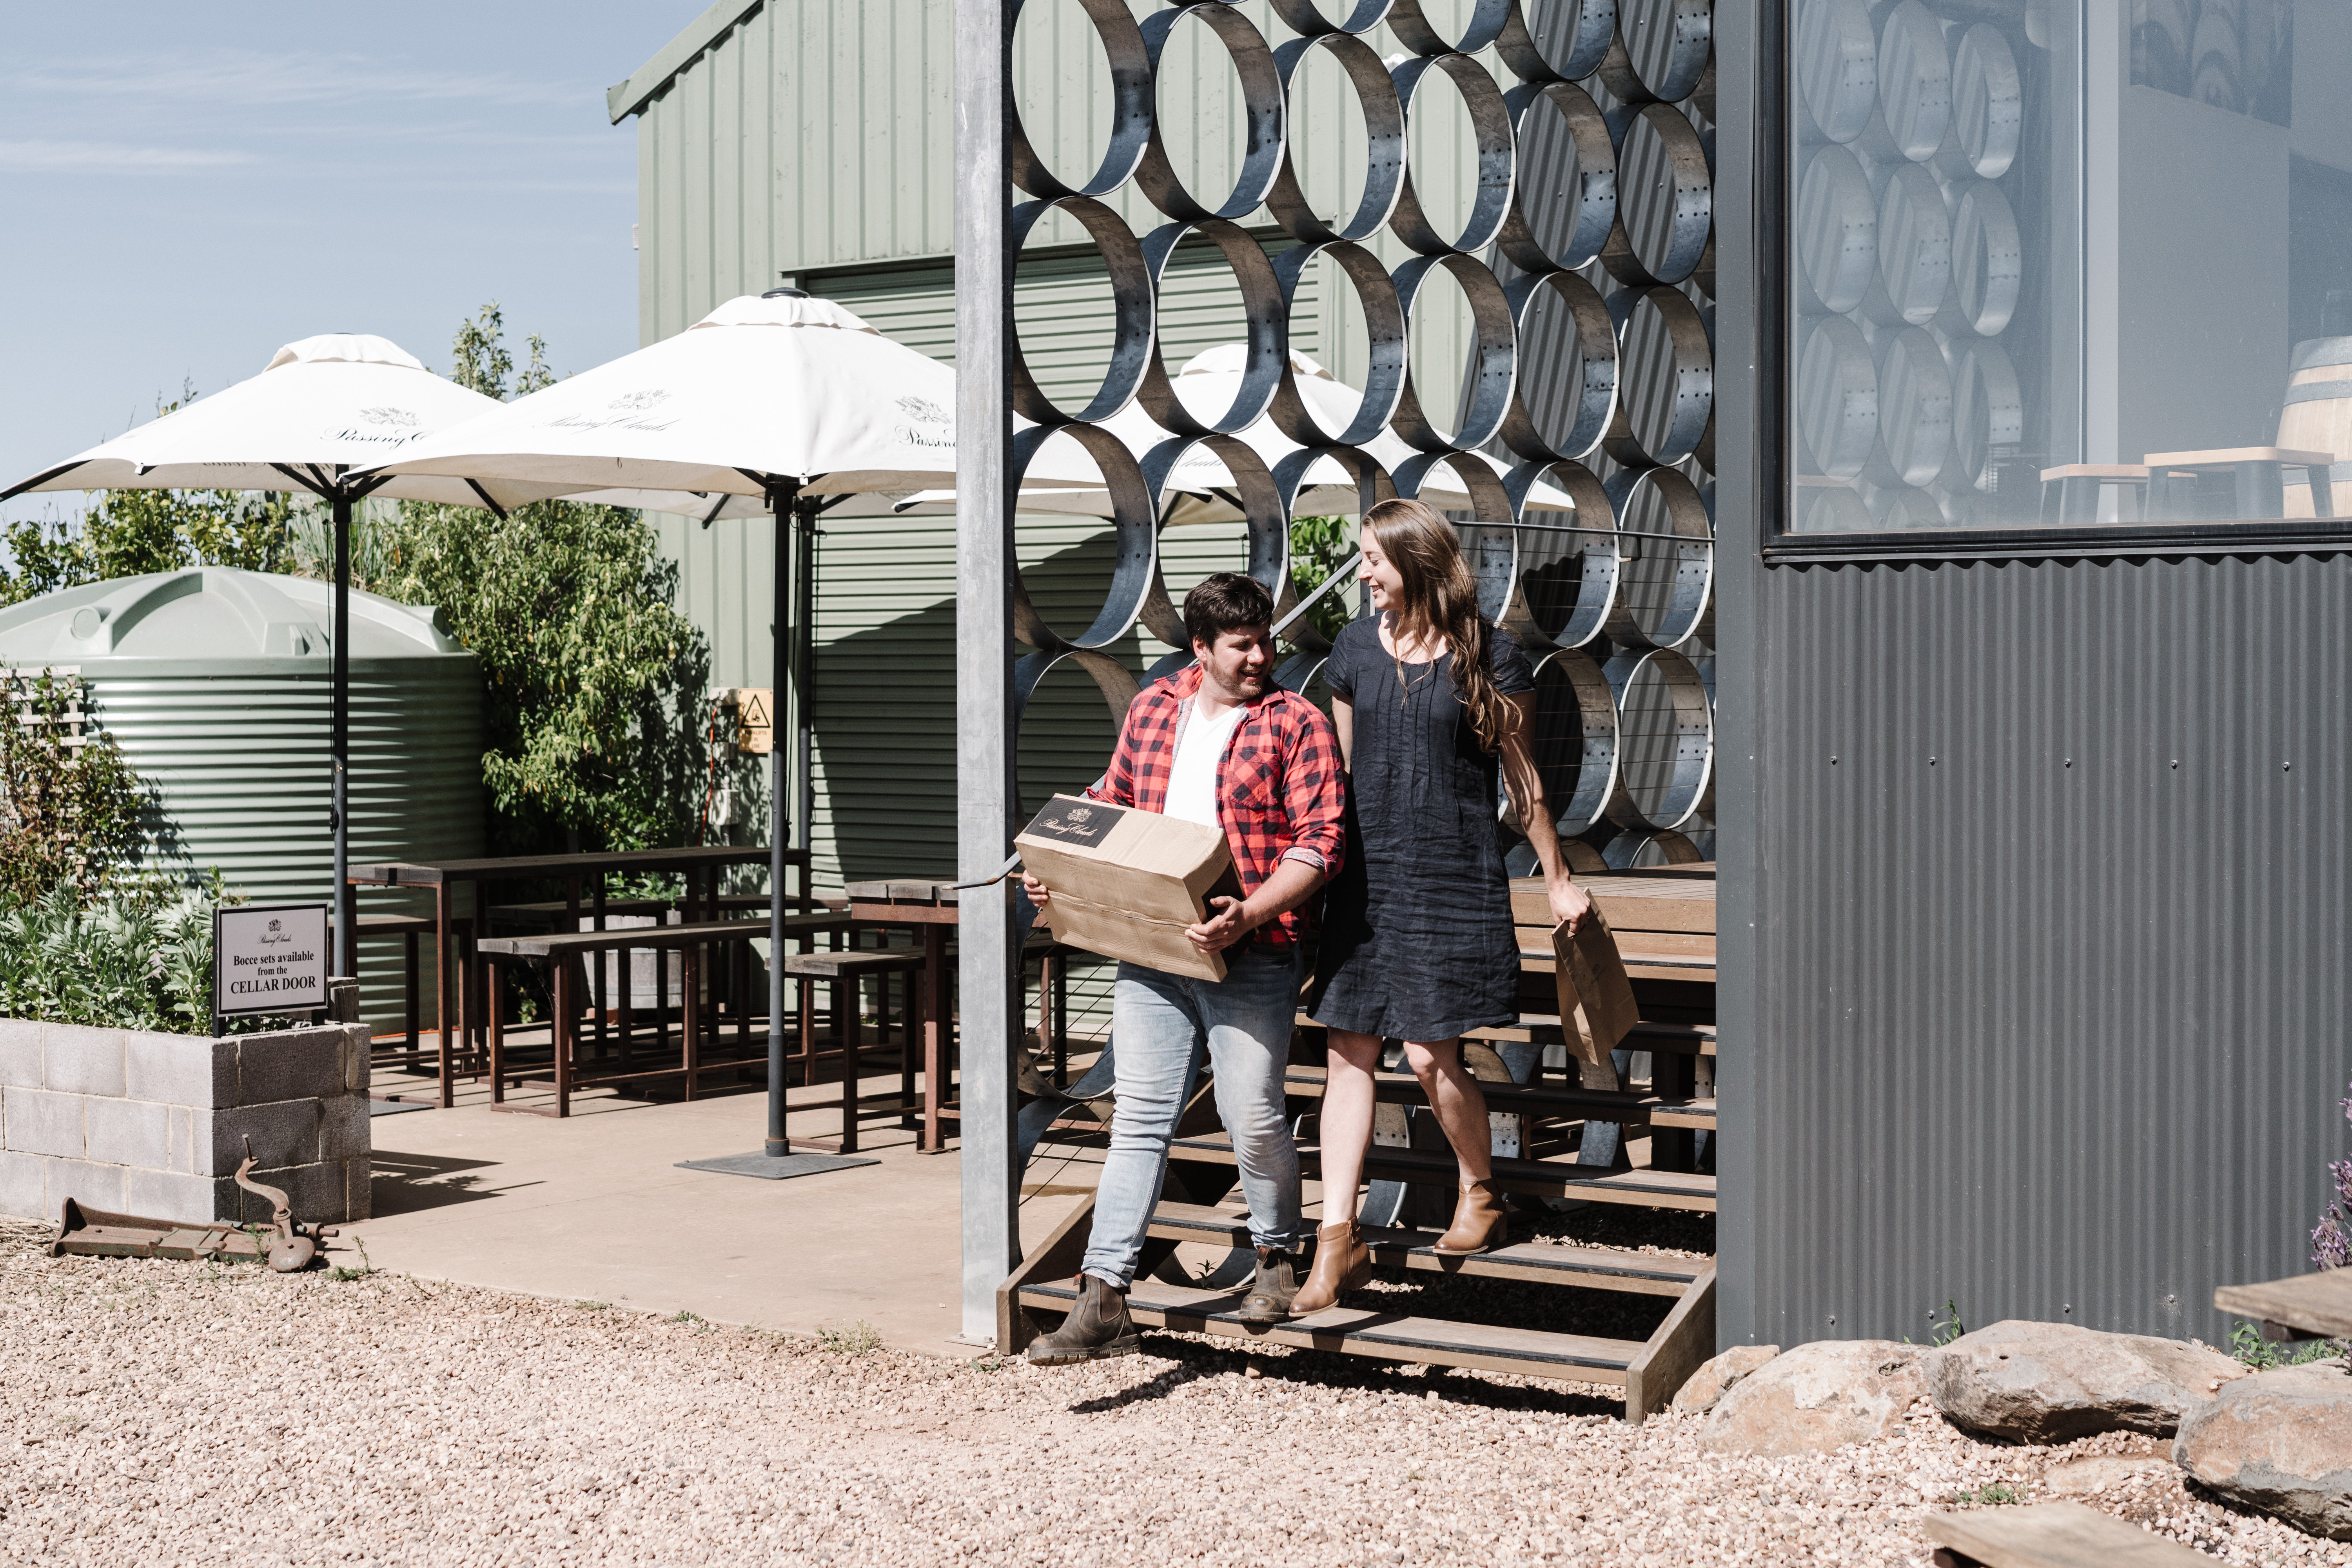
[{"left": 731, "top": 687, "right": 774, "bottom": 755}]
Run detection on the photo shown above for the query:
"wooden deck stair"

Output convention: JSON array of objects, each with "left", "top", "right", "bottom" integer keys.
[
  {"left": 999, "top": 869, "right": 1723, "bottom": 1417},
  {"left": 1168, "top": 1129, "right": 1719, "bottom": 1212},
  {"left": 1000, "top": 1194, "right": 1717, "bottom": 1419}
]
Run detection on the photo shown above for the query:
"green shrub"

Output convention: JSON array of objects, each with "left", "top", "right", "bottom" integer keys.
[
  {"left": 0, "top": 670, "right": 152, "bottom": 906},
  {"left": 0, "top": 880, "right": 216, "bottom": 1033},
  {"left": 1289, "top": 515, "right": 1354, "bottom": 643}
]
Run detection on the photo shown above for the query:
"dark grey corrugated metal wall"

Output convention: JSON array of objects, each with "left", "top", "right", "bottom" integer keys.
[{"left": 1740, "top": 552, "right": 2352, "bottom": 1346}]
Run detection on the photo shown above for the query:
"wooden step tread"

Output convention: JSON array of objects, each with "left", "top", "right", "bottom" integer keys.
[
  {"left": 1146, "top": 1201, "right": 1707, "bottom": 1295},
  {"left": 1169, "top": 1133, "right": 1718, "bottom": 1212},
  {"left": 1017, "top": 1275, "right": 1644, "bottom": 1383},
  {"left": 1293, "top": 1016, "right": 1719, "bottom": 1056},
  {"left": 1280, "top": 1065, "right": 1715, "bottom": 1125}
]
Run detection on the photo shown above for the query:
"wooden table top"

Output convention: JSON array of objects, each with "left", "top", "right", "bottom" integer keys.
[
  {"left": 352, "top": 845, "right": 799, "bottom": 886},
  {"left": 2213, "top": 1268, "right": 2352, "bottom": 1340}
]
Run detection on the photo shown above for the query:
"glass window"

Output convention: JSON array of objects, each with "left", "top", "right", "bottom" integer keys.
[{"left": 1785, "top": 0, "right": 2352, "bottom": 535}]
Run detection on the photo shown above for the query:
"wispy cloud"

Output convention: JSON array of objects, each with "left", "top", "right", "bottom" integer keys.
[
  {"left": 0, "top": 140, "right": 257, "bottom": 172},
  {"left": 7, "top": 49, "right": 590, "bottom": 110}
]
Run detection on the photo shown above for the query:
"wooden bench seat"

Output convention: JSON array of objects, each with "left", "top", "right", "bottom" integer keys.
[{"left": 1924, "top": 1501, "right": 2212, "bottom": 1566}]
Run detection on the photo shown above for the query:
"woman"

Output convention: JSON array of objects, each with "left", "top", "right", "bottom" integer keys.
[{"left": 1293, "top": 498, "right": 1592, "bottom": 1316}]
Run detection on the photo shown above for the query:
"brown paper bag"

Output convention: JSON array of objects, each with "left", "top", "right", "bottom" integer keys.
[{"left": 1553, "top": 909, "right": 1640, "bottom": 1083}]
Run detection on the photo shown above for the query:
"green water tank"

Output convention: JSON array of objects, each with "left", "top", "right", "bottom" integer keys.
[{"left": 0, "top": 567, "right": 483, "bottom": 1036}]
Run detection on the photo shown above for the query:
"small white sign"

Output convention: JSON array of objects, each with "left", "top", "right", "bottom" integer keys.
[{"left": 214, "top": 904, "right": 330, "bottom": 1018}]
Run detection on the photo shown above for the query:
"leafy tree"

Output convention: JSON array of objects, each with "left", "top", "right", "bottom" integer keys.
[
  {"left": 0, "top": 670, "right": 152, "bottom": 906},
  {"left": 1289, "top": 515, "right": 1356, "bottom": 642},
  {"left": 347, "top": 305, "right": 711, "bottom": 855},
  {"left": 0, "top": 476, "right": 295, "bottom": 608}
]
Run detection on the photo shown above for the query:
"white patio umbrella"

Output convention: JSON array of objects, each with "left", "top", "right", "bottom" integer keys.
[
  {"left": 358, "top": 287, "right": 1108, "bottom": 1170},
  {"left": 0, "top": 333, "right": 579, "bottom": 972}
]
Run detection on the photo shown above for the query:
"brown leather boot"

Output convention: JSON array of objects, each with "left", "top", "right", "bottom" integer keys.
[
  {"left": 1287, "top": 1220, "right": 1370, "bottom": 1317},
  {"left": 1236, "top": 1246, "right": 1300, "bottom": 1325},
  {"left": 1024, "top": 1274, "right": 1139, "bottom": 1365},
  {"left": 1432, "top": 1179, "right": 1508, "bottom": 1255}
]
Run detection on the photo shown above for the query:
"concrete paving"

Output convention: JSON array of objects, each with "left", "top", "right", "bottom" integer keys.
[{"left": 343, "top": 1067, "right": 1101, "bottom": 1358}]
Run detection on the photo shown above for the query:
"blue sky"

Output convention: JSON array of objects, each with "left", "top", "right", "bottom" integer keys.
[{"left": 0, "top": 3, "right": 704, "bottom": 525}]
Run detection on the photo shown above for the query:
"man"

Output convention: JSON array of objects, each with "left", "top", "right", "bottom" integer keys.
[{"left": 1022, "top": 572, "right": 1347, "bottom": 1363}]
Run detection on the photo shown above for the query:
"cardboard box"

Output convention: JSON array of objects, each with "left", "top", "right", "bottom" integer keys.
[{"left": 1015, "top": 794, "right": 1241, "bottom": 981}]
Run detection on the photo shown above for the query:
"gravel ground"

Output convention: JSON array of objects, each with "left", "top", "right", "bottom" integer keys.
[{"left": 2, "top": 1219, "right": 2345, "bottom": 1568}]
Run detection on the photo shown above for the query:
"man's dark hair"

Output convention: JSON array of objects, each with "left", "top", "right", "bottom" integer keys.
[{"left": 1183, "top": 571, "right": 1274, "bottom": 648}]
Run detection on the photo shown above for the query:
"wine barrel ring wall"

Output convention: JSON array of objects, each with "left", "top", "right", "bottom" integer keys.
[{"left": 1002, "top": 0, "right": 1723, "bottom": 869}]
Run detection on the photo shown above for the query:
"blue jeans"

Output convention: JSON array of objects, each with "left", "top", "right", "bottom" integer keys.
[{"left": 1081, "top": 946, "right": 1303, "bottom": 1288}]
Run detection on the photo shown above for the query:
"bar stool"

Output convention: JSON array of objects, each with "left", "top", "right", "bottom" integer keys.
[
  {"left": 2142, "top": 447, "right": 2336, "bottom": 520},
  {"left": 2037, "top": 464, "right": 2149, "bottom": 525}
]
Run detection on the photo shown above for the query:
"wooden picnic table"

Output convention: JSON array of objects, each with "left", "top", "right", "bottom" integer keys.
[
  {"left": 842, "top": 881, "right": 962, "bottom": 1152},
  {"left": 350, "top": 846, "right": 810, "bottom": 1107}
]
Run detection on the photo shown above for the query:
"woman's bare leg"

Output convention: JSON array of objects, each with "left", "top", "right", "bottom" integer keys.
[
  {"left": 1401, "top": 1037, "right": 1493, "bottom": 1183},
  {"left": 1316, "top": 1029, "right": 1385, "bottom": 1223}
]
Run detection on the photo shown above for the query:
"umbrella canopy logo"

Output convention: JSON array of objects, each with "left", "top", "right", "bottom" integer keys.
[
  {"left": 609, "top": 389, "right": 669, "bottom": 411},
  {"left": 894, "top": 395, "right": 948, "bottom": 425},
  {"left": 358, "top": 406, "right": 419, "bottom": 428},
  {"left": 893, "top": 393, "right": 953, "bottom": 452}
]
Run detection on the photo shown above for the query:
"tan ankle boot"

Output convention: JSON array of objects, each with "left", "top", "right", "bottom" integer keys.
[
  {"left": 1287, "top": 1220, "right": 1370, "bottom": 1317},
  {"left": 1432, "top": 1179, "right": 1508, "bottom": 1255}
]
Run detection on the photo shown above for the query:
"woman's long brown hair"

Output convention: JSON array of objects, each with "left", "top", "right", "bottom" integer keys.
[{"left": 1361, "top": 498, "right": 1508, "bottom": 753}]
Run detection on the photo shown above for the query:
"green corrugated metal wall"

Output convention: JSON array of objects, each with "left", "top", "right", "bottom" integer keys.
[{"left": 625, "top": 0, "right": 1487, "bottom": 930}]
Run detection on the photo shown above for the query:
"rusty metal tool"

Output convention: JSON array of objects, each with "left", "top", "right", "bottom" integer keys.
[{"left": 49, "top": 1140, "right": 335, "bottom": 1272}]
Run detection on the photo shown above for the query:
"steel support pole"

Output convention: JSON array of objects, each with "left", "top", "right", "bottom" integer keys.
[
  {"left": 331, "top": 490, "right": 354, "bottom": 977},
  {"left": 955, "top": 0, "right": 1020, "bottom": 1344},
  {"left": 765, "top": 479, "right": 800, "bottom": 1157},
  {"left": 795, "top": 498, "right": 817, "bottom": 858}
]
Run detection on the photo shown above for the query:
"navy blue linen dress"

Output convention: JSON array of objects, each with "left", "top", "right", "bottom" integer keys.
[{"left": 1306, "top": 616, "right": 1537, "bottom": 1042}]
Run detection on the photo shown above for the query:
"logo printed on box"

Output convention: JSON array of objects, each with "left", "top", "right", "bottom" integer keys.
[{"left": 1024, "top": 796, "right": 1124, "bottom": 846}]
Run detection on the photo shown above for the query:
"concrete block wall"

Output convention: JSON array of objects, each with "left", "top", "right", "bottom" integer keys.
[{"left": 0, "top": 1019, "right": 370, "bottom": 1226}]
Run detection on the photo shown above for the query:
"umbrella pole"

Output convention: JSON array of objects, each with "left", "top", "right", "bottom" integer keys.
[
  {"left": 332, "top": 490, "right": 354, "bottom": 978},
  {"left": 766, "top": 478, "right": 800, "bottom": 1157}
]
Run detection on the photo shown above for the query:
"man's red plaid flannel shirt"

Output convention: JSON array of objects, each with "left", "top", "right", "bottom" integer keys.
[{"left": 1087, "top": 664, "right": 1347, "bottom": 951}]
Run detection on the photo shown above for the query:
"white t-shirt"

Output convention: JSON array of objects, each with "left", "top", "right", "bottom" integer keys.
[{"left": 1161, "top": 697, "right": 1247, "bottom": 829}]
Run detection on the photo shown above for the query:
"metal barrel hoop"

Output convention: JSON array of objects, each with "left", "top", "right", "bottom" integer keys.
[
  {"left": 1602, "top": 285, "right": 1713, "bottom": 470},
  {"left": 1006, "top": 0, "right": 1155, "bottom": 201},
  {"left": 1391, "top": 251, "right": 1517, "bottom": 454},
  {"left": 1495, "top": 79, "right": 1617, "bottom": 276},
  {"left": 1007, "top": 196, "right": 1155, "bottom": 426},
  {"left": 1270, "top": 440, "right": 1399, "bottom": 526},
  {"left": 1796, "top": 313, "right": 1877, "bottom": 479},
  {"left": 1602, "top": 465, "right": 1713, "bottom": 650},
  {"left": 1602, "top": 827, "right": 1702, "bottom": 870},
  {"left": 1388, "top": 52, "right": 1518, "bottom": 259},
  {"left": 1608, "top": 102, "right": 1712, "bottom": 289},
  {"left": 1007, "top": 421, "right": 1161, "bottom": 653},
  {"left": 1526, "top": 646, "right": 1620, "bottom": 839},
  {"left": 1134, "top": 430, "right": 1295, "bottom": 648},
  {"left": 1134, "top": 3, "right": 1287, "bottom": 225},
  {"left": 1505, "top": 457, "right": 1619, "bottom": 651},
  {"left": 1266, "top": 0, "right": 1396, "bottom": 38},
  {"left": 1266, "top": 241, "right": 1407, "bottom": 447},
  {"left": 1618, "top": 0, "right": 1714, "bottom": 104},
  {"left": 1266, "top": 31, "right": 1406, "bottom": 245},
  {"left": 1797, "top": 0, "right": 1877, "bottom": 146},
  {"left": 1273, "top": 649, "right": 1332, "bottom": 695},
  {"left": 1797, "top": 143, "right": 1877, "bottom": 314},
  {"left": 1013, "top": 645, "right": 1145, "bottom": 729},
  {"left": 1941, "top": 177, "right": 2021, "bottom": 339},
  {"left": 1863, "top": 325, "right": 1953, "bottom": 490},
  {"left": 1384, "top": 0, "right": 1515, "bottom": 57},
  {"left": 1601, "top": 644, "right": 1712, "bottom": 832},
  {"left": 1499, "top": 266, "right": 1619, "bottom": 462},
  {"left": 1496, "top": 0, "right": 1618, "bottom": 84},
  {"left": 1392, "top": 450, "right": 1517, "bottom": 626},
  {"left": 1134, "top": 218, "right": 1288, "bottom": 437}
]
